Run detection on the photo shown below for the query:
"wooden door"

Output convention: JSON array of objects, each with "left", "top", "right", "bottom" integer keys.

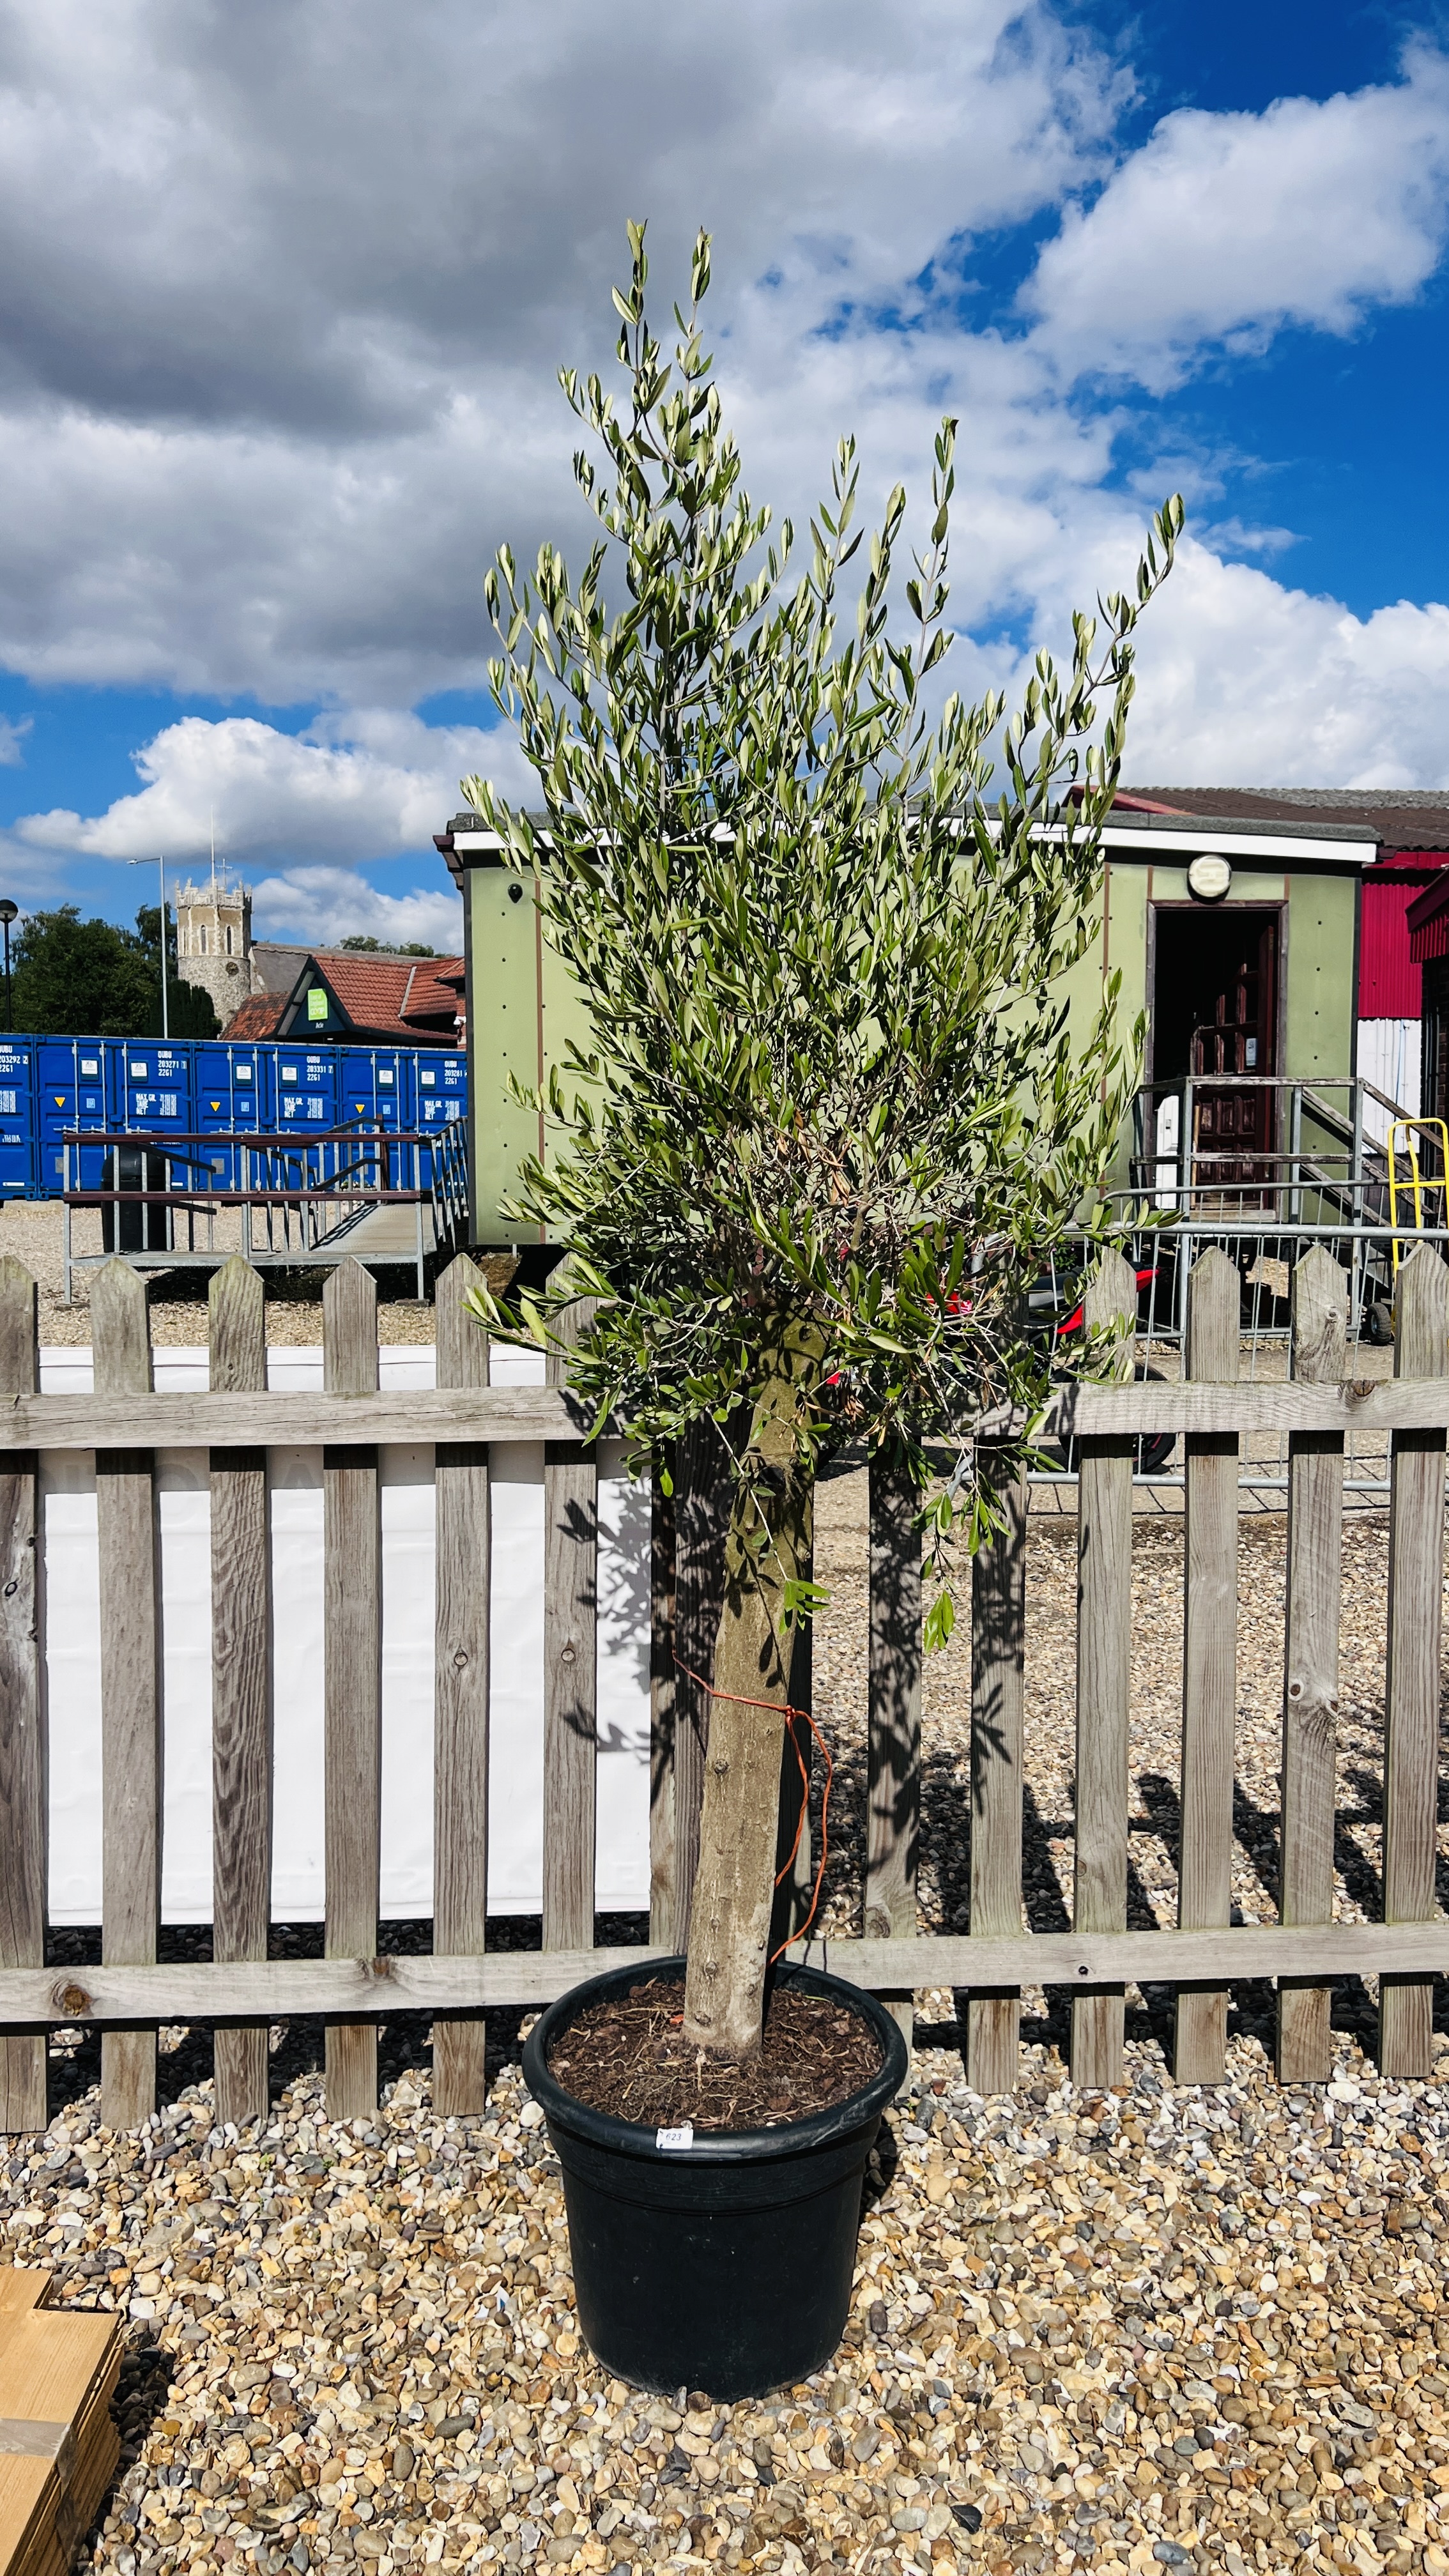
[{"left": 1191, "top": 917, "right": 1276, "bottom": 1198}]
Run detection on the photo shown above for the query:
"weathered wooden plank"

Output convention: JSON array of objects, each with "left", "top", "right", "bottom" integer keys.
[
  {"left": 93, "top": 1258, "right": 160, "bottom": 2130},
  {"left": 967, "top": 1456, "right": 1027, "bottom": 2093},
  {"left": 209, "top": 1257, "right": 272, "bottom": 2128},
  {"left": 1072, "top": 1250, "right": 1137, "bottom": 2089},
  {"left": 770, "top": 1492, "right": 816, "bottom": 1957},
  {"left": 1052, "top": 1379, "right": 1449, "bottom": 1435},
  {"left": 323, "top": 1262, "right": 382, "bottom": 2119},
  {"left": 0, "top": 1372, "right": 1446, "bottom": 1453},
  {"left": 1176, "top": 1248, "right": 1239, "bottom": 2085},
  {"left": 0, "top": 1386, "right": 586, "bottom": 1450},
  {"left": 432, "top": 1255, "right": 491, "bottom": 2115},
  {"left": 1277, "top": 1248, "right": 1347, "bottom": 2084},
  {"left": 649, "top": 1457, "right": 677, "bottom": 1947},
  {"left": 670, "top": 1419, "right": 729, "bottom": 1947},
  {"left": 866, "top": 1451, "right": 922, "bottom": 2055},
  {"left": 1381, "top": 1245, "right": 1448, "bottom": 2078},
  {"left": 22, "top": 1914, "right": 1449, "bottom": 2023},
  {"left": 544, "top": 1300, "right": 598, "bottom": 1952},
  {"left": 0, "top": 1260, "right": 42, "bottom": 2130}
]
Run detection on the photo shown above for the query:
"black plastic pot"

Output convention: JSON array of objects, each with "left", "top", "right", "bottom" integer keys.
[{"left": 523, "top": 1955, "right": 908, "bottom": 2401}]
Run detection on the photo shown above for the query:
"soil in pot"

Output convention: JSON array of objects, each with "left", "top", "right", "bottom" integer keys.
[{"left": 546, "top": 1974, "right": 883, "bottom": 2128}]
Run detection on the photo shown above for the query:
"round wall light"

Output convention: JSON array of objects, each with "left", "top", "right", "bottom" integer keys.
[{"left": 1186, "top": 851, "right": 1232, "bottom": 902}]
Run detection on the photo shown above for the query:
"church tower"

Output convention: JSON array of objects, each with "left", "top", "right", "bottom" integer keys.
[{"left": 174, "top": 865, "right": 252, "bottom": 1022}]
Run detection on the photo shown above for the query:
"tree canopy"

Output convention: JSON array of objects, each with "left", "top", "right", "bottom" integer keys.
[
  {"left": 12, "top": 904, "right": 218, "bottom": 1038},
  {"left": 340, "top": 933, "right": 435, "bottom": 956},
  {"left": 463, "top": 225, "right": 1180, "bottom": 2054}
]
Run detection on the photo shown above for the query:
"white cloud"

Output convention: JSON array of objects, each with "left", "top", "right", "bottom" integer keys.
[
  {"left": 0, "top": 0, "right": 1124, "bottom": 701},
  {"left": 0, "top": 0, "right": 1436, "bottom": 831},
  {"left": 1124, "top": 541, "right": 1449, "bottom": 786},
  {"left": 1024, "top": 44, "right": 1449, "bottom": 388},
  {"left": 245, "top": 866, "right": 463, "bottom": 954},
  {"left": 13, "top": 705, "right": 522, "bottom": 866},
  {"left": 0, "top": 715, "right": 30, "bottom": 765}
]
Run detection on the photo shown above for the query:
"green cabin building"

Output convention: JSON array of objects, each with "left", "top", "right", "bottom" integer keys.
[{"left": 437, "top": 798, "right": 1381, "bottom": 1250}]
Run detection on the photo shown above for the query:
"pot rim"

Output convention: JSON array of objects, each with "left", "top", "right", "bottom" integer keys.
[{"left": 522, "top": 1954, "right": 907, "bottom": 2165}]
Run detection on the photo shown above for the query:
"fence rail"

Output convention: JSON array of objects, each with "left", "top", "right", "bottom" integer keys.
[{"left": 0, "top": 1241, "right": 1446, "bottom": 2133}]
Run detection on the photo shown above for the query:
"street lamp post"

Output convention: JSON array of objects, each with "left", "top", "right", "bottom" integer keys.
[
  {"left": 0, "top": 902, "right": 16, "bottom": 1034},
  {"left": 130, "top": 856, "right": 168, "bottom": 1038}
]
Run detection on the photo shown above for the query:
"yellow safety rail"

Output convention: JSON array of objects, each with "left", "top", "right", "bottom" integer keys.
[{"left": 1387, "top": 1117, "right": 1449, "bottom": 1272}]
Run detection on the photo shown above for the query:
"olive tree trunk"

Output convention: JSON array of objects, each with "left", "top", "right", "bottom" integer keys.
[{"left": 682, "top": 1326, "right": 818, "bottom": 2059}]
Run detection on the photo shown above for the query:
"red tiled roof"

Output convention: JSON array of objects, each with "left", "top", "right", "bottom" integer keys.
[
  {"left": 312, "top": 953, "right": 464, "bottom": 1039},
  {"left": 220, "top": 993, "right": 286, "bottom": 1041}
]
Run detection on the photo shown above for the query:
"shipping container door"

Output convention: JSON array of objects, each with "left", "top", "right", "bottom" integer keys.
[
  {"left": 339, "top": 1046, "right": 404, "bottom": 1197},
  {"left": 267, "top": 1043, "right": 339, "bottom": 1187},
  {"left": 37, "top": 1039, "right": 108, "bottom": 1192},
  {"left": 194, "top": 1043, "right": 262, "bottom": 1190},
  {"left": 0, "top": 1038, "right": 35, "bottom": 1195},
  {"left": 413, "top": 1047, "right": 466, "bottom": 1186}
]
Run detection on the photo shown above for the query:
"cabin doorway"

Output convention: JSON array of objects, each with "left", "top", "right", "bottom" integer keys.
[{"left": 1149, "top": 906, "right": 1281, "bottom": 1200}]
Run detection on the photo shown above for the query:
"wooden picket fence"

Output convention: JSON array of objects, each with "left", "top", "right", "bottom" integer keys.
[{"left": 0, "top": 1239, "right": 1446, "bottom": 2136}]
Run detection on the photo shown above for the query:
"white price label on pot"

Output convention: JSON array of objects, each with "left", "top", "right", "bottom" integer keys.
[{"left": 656, "top": 2122, "right": 694, "bottom": 2151}]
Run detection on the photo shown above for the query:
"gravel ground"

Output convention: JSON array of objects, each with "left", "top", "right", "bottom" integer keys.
[
  {"left": 11, "top": 2037, "right": 1449, "bottom": 2576},
  {"left": 0, "top": 1201, "right": 439, "bottom": 1345}
]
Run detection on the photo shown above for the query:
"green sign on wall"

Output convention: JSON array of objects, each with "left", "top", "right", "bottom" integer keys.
[{"left": 307, "top": 986, "right": 328, "bottom": 1022}]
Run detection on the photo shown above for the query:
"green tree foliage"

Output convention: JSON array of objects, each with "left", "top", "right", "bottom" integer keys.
[
  {"left": 464, "top": 225, "right": 1181, "bottom": 2056},
  {"left": 340, "top": 934, "right": 435, "bottom": 956},
  {"left": 12, "top": 904, "right": 218, "bottom": 1038}
]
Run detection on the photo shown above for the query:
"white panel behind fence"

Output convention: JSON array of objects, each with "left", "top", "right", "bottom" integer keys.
[{"left": 40, "top": 1344, "right": 651, "bottom": 1927}]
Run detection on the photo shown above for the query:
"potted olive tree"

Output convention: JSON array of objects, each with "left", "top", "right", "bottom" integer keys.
[{"left": 464, "top": 226, "right": 1179, "bottom": 2398}]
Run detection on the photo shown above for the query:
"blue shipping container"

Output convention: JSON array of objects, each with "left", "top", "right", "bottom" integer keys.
[
  {"left": 194, "top": 1042, "right": 264, "bottom": 1190},
  {"left": 111, "top": 1039, "right": 195, "bottom": 1137},
  {"left": 0, "top": 1038, "right": 34, "bottom": 1195},
  {"left": 12, "top": 1034, "right": 466, "bottom": 1198},
  {"left": 36, "top": 1038, "right": 111, "bottom": 1190}
]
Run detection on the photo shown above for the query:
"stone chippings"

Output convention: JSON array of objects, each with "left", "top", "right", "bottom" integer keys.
[{"left": 3, "top": 2039, "right": 1449, "bottom": 2576}]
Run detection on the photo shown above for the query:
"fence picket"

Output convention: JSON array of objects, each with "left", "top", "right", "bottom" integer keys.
[
  {"left": 670, "top": 1421, "right": 729, "bottom": 1947},
  {"left": 544, "top": 1300, "right": 598, "bottom": 1951},
  {"left": 1277, "top": 1248, "right": 1347, "bottom": 2083},
  {"left": 1175, "top": 1248, "right": 1240, "bottom": 2085},
  {"left": 866, "top": 1453, "right": 923, "bottom": 2053},
  {"left": 649, "top": 1461, "right": 677, "bottom": 1947},
  {"left": 1072, "top": 1250, "right": 1138, "bottom": 2089},
  {"left": 967, "top": 1457, "right": 1027, "bottom": 2094},
  {"left": 209, "top": 1257, "right": 273, "bottom": 2127},
  {"left": 323, "top": 1262, "right": 382, "bottom": 2119},
  {"left": 0, "top": 1259, "right": 42, "bottom": 2131},
  {"left": 433, "top": 1254, "right": 491, "bottom": 2115},
  {"left": 1381, "top": 1243, "right": 1448, "bottom": 2078},
  {"left": 93, "top": 1257, "right": 161, "bottom": 2130}
]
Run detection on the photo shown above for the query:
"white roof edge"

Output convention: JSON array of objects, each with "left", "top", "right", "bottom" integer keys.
[
  {"left": 1098, "top": 824, "right": 1378, "bottom": 868},
  {"left": 450, "top": 820, "right": 1376, "bottom": 867}
]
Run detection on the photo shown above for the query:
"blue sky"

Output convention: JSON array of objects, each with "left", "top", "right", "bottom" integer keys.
[{"left": 0, "top": 0, "right": 1446, "bottom": 942}]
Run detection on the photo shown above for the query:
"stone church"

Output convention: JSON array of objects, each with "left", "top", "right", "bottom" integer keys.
[{"left": 172, "top": 867, "right": 253, "bottom": 1021}]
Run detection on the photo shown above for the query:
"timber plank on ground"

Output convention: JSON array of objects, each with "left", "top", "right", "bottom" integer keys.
[{"left": 0, "top": 2274, "right": 121, "bottom": 2576}]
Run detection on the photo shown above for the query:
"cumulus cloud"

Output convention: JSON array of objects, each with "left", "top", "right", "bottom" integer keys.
[
  {"left": 0, "top": 0, "right": 1438, "bottom": 834},
  {"left": 1123, "top": 542, "right": 1449, "bottom": 787},
  {"left": 1024, "top": 45, "right": 1449, "bottom": 388},
  {"left": 0, "top": 0, "right": 1124, "bottom": 700},
  {"left": 244, "top": 866, "right": 463, "bottom": 954},
  {"left": 14, "top": 707, "right": 521, "bottom": 865}
]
